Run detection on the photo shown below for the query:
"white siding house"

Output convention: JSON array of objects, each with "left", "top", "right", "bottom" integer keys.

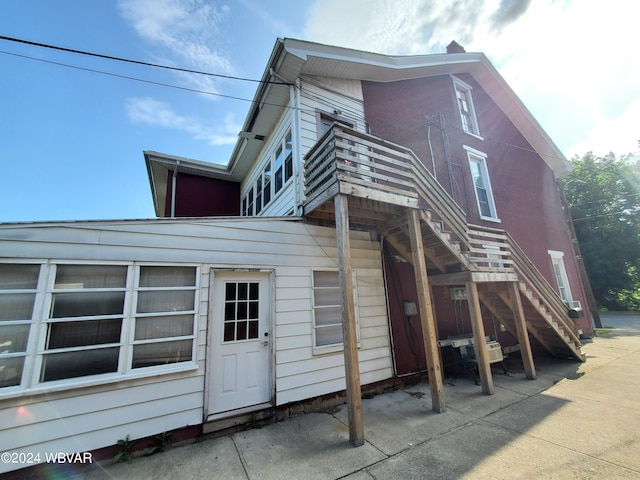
[{"left": 0, "top": 217, "right": 392, "bottom": 474}]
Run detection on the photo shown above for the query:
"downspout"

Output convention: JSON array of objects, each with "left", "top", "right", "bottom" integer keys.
[
  {"left": 292, "top": 79, "right": 303, "bottom": 216},
  {"left": 171, "top": 161, "right": 179, "bottom": 218},
  {"left": 427, "top": 123, "right": 437, "bottom": 180}
]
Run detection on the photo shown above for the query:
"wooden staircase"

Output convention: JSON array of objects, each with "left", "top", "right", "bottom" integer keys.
[{"left": 303, "top": 123, "right": 585, "bottom": 362}]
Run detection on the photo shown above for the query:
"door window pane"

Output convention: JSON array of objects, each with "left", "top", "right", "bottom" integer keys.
[{"left": 223, "top": 281, "right": 260, "bottom": 342}]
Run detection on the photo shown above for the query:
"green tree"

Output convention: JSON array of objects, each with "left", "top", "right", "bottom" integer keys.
[{"left": 562, "top": 152, "right": 640, "bottom": 310}]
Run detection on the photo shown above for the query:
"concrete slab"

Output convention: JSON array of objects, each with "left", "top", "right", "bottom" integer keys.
[
  {"left": 15, "top": 331, "right": 640, "bottom": 480},
  {"left": 333, "top": 389, "right": 474, "bottom": 455},
  {"left": 366, "top": 421, "right": 639, "bottom": 480},
  {"left": 485, "top": 392, "right": 640, "bottom": 471},
  {"left": 433, "top": 377, "right": 528, "bottom": 419},
  {"left": 81, "top": 435, "right": 246, "bottom": 480},
  {"left": 233, "top": 413, "right": 386, "bottom": 480}
]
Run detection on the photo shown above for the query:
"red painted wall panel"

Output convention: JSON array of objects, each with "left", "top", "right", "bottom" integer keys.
[
  {"left": 364, "top": 74, "right": 591, "bottom": 356},
  {"left": 164, "top": 171, "right": 240, "bottom": 217}
]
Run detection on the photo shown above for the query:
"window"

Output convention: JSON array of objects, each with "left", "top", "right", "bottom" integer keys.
[
  {"left": 483, "top": 245, "right": 504, "bottom": 269},
  {"left": 274, "top": 144, "right": 284, "bottom": 193},
  {"left": 312, "top": 270, "right": 359, "bottom": 351},
  {"left": 223, "top": 281, "right": 260, "bottom": 342},
  {"left": 262, "top": 162, "right": 272, "bottom": 207},
  {"left": 0, "top": 263, "right": 198, "bottom": 393},
  {"left": 465, "top": 146, "right": 499, "bottom": 221},
  {"left": 241, "top": 129, "right": 293, "bottom": 216},
  {"left": 548, "top": 251, "right": 573, "bottom": 303},
  {"left": 453, "top": 77, "right": 480, "bottom": 136},
  {"left": 0, "top": 264, "right": 41, "bottom": 388}
]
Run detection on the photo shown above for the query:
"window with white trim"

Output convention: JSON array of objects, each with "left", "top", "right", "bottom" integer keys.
[
  {"left": 466, "top": 147, "right": 499, "bottom": 221},
  {"left": 0, "top": 262, "right": 198, "bottom": 393},
  {"left": 548, "top": 251, "right": 573, "bottom": 303},
  {"left": 312, "top": 270, "right": 359, "bottom": 352},
  {"left": 0, "top": 264, "right": 42, "bottom": 388},
  {"left": 453, "top": 77, "right": 480, "bottom": 136},
  {"left": 242, "top": 129, "right": 293, "bottom": 216}
]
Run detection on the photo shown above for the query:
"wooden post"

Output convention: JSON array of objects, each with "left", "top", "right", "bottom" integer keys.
[
  {"left": 466, "top": 281, "right": 494, "bottom": 395},
  {"left": 507, "top": 282, "right": 536, "bottom": 380},
  {"left": 407, "top": 209, "right": 446, "bottom": 413},
  {"left": 334, "top": 194, "right": 365, "bottom": 447}
]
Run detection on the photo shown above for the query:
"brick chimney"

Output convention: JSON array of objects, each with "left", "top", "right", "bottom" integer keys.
[{"left": 446, "top": 41, "right": 466, "bottom": 54}]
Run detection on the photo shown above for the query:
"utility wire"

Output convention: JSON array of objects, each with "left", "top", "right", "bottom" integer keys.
[
  {"left": 0, "top": 50, "right": 259, "bottom": 103},
  {"left": 0, "top": 34, "right": 293, "bottom": 86},
  {"left": 0, "top": 49, "right": 326, "bottom": 116}
]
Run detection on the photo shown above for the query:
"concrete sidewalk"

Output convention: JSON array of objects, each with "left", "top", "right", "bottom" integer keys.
[{"left": 55, "top": 323, "right": 640, "bottom": 479}]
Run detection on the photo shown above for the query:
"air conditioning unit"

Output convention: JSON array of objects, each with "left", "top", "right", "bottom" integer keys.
[
  {"left": 486, "top": 341, "right": 504, "bottom": 364},
  {"left": 564, "top": 301, "right": 583, "bottom": 319}
]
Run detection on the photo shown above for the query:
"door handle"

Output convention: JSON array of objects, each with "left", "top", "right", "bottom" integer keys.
[{"left": 262, "top": 341, "right": 269, "bottom": 346}]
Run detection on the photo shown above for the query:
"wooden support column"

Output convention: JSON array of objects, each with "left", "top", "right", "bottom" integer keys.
[
  {"left": 507, "top": 282, "right": 536, "bottom": 380},
  {"left": 334, "top": 194, "right": 365, "bottom": 447},
  {"left": 407, "top": 209, "right": 446, "bottom": 413},
  {"left": 466, "top": 281, "right": 494, "bottom": 395}
]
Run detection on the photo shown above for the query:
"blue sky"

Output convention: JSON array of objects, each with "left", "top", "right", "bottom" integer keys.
[{"left": 1, "top": 0, "right": 638, "bottom": 222}]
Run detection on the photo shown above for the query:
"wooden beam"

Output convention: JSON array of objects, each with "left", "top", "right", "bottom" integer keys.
[
  {"left": 466, "top": 281, "right": 494, "bottom": 395},
  {"left": 427, "top": 271, "right": 473, "bottom": 286},
  {"left": 407, "top": 209, "right": 446, "bottom": 413},
  {"left": 334, "top": 194, "right": 365, "bottom": 447},
  {"left": 507, "top": 282, "right": 537, "bottom": 380}
]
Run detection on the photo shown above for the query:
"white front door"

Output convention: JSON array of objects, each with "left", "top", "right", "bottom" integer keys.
[{"left": 207, "top": 270, "right": 271, "bottom": 417}]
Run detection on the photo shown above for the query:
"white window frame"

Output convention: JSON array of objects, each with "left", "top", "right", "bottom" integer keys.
[
  {"left": 548, "top": 250, "right": 574, "bottom": 303},
  {"left": 465, "top": 146, "right": 500, "bottom": 222},
  {"left": 452, "top": 76, "right": 482, "bottom": 139},
  {"left": 241, "top": 128, "right": 293, "bottom": 217},
  {"left": 0, "top": 261, "right": 199, "bottom": 399},
  {"left": 311, "top": 269, "right": 360, "bottom": 355}
]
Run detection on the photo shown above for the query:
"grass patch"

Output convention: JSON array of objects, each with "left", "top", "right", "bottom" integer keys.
[{"left": 595, "top": 328, "right": 614, "bottom": 336}]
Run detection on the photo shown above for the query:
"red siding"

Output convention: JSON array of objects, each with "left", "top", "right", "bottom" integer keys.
[
  {"left": 164, "top": 171, "right": 240, "bottom": 217},
  {"left": 363, "top": 75, "right": 591, "bottom": 339}
]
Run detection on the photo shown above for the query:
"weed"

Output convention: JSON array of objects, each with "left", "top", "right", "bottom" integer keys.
[
  {"left": 113, "top": 435, "right": 134, "bottom": 464},
  {"left": 144, "top": 431, "right": 171, "bottom": 456}
]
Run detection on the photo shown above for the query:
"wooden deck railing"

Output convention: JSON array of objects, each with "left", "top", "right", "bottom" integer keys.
[
  {"left": 504, "top": 231, "right": 582, "bottom": 344},
  {"left": 468, "top": 224, "right": 580, "bottom": 340},
  {"left": 304, "top": 123, "right": 469, "bottom": 248},
  {"left": 466, "top": 224, "right": 514, "bottom": 273}
]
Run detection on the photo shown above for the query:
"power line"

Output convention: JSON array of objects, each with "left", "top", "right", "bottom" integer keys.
[
  {"left": 0, "top": 49, "right": 323, "bottom": 116},
  {"left": 0, "top": 34, "right": 292, "bottom": 86},
  {"left": 0, "top": 50, "right": 258, "bottom": 103}
]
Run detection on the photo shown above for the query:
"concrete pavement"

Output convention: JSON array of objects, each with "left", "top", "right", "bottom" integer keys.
[{"left": 26, "top": 319, "right": 640, "bottom": 479}]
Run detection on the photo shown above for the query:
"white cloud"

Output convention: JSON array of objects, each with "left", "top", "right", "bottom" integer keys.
[
  {"left": 126, "top": 97, "right": 239, "bottom": 146},
  {"left": 565, "top": 98, "right": 640, "bottom": 158},
  {"left": 302, "top": 0, "right": 640, "bottom": 160},
  {"left": 118, "top": 0, "right": 233, "bottom": 94}
]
